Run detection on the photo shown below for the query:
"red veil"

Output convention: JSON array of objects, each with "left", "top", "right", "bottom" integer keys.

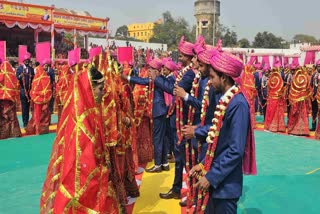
[{"left": 40, "top": 68, "right": 110, "bottom": 213}]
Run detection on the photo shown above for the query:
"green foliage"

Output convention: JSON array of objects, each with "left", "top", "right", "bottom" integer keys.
[
  {"left": 115, "top": 25, "right": 129, "bottom": 38},
  {"left": 216, "top": 24, "right": 237, "bottom": 47},
  {"left": 150, "top": 11, "right": 193, "bottom": 50},
  {"left": 238, "top": 38, "right": 250, "bottom": 48},
  {"left": 293, "top": 34, "right": 318, "bottom": 44},
  {"left": 252, "top": 31, "right": 287, "bottom": 49}
]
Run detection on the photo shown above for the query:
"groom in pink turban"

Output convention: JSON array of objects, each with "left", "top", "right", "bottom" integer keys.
[{"left": 190, "top": 49, "right": 257, "bottom": 214}]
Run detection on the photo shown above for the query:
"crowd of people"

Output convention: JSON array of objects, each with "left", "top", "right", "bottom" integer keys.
[{"left": 3, "top": 32, "right": 320, "bottom": 213}]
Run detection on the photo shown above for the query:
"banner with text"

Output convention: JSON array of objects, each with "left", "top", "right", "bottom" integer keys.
[{"left": 0, "top": 1, "right": 52, "bottom": 23}]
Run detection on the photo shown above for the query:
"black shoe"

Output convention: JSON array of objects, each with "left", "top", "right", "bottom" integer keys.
[
  {"left": 179, "top": 200, "right": 187, "bottom": 207},
  {"left": 145, "top": 165, "right": 162, "bottom": 173},
  {"left": 159, "top": 189, "right": 180, "bottom": 199},
  {"left": 162, "top": 165, "right": 170, "bottom": 171},
  {"left": 179, "top": 199, "right": 195, "bottom": 207},
  {"left": 310, "top": 128, "right": 316, "bottom": 131}
]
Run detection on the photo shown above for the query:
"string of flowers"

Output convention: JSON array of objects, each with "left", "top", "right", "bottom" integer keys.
[
  {"left": 148, "top": 76, "right": 154, "bottom": 124},
  {"left": 184, "top": 71, "right": 201, "bottom": 209},
  {"left": 191, "top": 86, "right": 240, "bottom": 214},
  {"left": 174, "top": 63, "right": 193, "bottom": 145}
]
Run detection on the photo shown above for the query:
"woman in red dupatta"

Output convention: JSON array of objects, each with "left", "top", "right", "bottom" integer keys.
[
  {"left": 26, "top": 65, "right": 52, "bottom": 135},
  {"left": 241, "top": 65, "right": 257, "bottom": 128},
  {"left": 264, "top": 68, "right": 286, "bottom": 132},
  {"left": 40, "top": 67, "right": 113, "bottom": 213},
  {"left": 55, "top": 64, "right": 73, "bottom": 122},
  {"left": 287, "top": 68, "right": 311, "bottom": 136},
  {"left": 132, "top": 66, "right": 153, "bottom": 164},
  {"left": 0, "top": 60, "right": 21, "bottom": 139}
]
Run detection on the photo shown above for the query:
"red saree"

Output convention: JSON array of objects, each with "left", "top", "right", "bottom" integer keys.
[
  {"left": 26, "top": 66, "right": 52, "bottom": 135},
  {"left": 0, "top": 61, "right": 21, "bottom": 139},
  {"left": 287, "top": 69, "right": 311, "bottom": 136},
  {"left": 132, "top": 67, "right": 153, "bottom": 164},
  {"left": 264, "top": 71, "right": 286, "bottom": 132},
  {"left": 241, "top": 65, "right": 257, "bottom": 128},
  {"left": 40, "top": 68, "right": 111, "bottom": 213},
  {"left": 55, "top": 64, "right": 72, "bottom": 122}
]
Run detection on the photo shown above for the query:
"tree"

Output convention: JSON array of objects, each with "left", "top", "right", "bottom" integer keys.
[
  {"left": 238, "top": 38, "right": 250, "bottom": 48},
  {"left": 252, "top": 31, "right": 286, "bottom": 49},
  {"left": 150, "top": 11, "right": 193, "bottom": 50},
  {"left": 216, "top": 24, "right": 238, "bottom": 47},
  {"left": 115, "top": 25, "right": 128, "bottom": 38},
  {"left": 222, "top": 29, "right": 237, "bottom": 47},
  {"left": 293, "top": 34, "right": 318, "bottom": 44}
]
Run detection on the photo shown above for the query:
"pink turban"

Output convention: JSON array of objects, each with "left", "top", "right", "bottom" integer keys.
[
  {"left": 316, "top": 59, "right": 320, "bottom": 66},
  {"left": 148, "top": 58, "right": 162, "bottom": 70},
  {"left": 273, "top": 61, "right": 282, "bottom": 68},
  {"left": 194, "top": 35, "right": 214, "bottom": 64},
  {"left": 161, "top": 57, "right": 171, "bottom": 66},
  {"left": 23, "top": 52, "right": 31, "bottom": 61},
  {"left": 290, "top": 57, "right": 300, "bottom": 70},
  {"left": 178, "top": 36, "right": 194, "bottom": 56},
  {"left": 210, "top": 50, "right": 244, "bottom": 79},
  {"left": 164, "top": 60, "right": 178, "bottom": 72},
  {"left": 41, "top": 58, "right": 51, "bottom": 66},
  {"left": 262, "top": 64, "right": 271, "bottom": 72}
]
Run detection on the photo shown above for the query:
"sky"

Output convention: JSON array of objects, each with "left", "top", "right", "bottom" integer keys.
[{"left": 23, "top": 0, "right": 320, "bottom": 42}]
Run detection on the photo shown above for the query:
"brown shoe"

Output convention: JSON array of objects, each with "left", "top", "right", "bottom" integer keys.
[
  {"left": 162, "top": 165, "right": 170, "bottom": 171},
  {"left": 168, "top": 156, "right": 175, "bottom": 163},
  {"left": 159, "top": 189, "right": 180, "bottom": 199},
  {"left": 145, "top": 165, "right": 162, "bottom": 173}
]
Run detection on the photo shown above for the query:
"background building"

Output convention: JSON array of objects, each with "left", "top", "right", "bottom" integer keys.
[
  {"left": 127, "top": 19, "right": 162, "bottom": 42},
  {"left": 194, "top": 0, "right": 220, "bottom": 45}
]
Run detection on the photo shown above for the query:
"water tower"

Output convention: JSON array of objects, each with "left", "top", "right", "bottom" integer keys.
[{"left": 194, "top": 0, "right": 220, "bottom": 45}]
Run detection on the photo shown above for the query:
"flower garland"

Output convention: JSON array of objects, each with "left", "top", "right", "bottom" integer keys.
[
  {"left": 184, "top": 71, "right": 201, "bottom": 208},
  {"left": 190, "top": 86, "right": 240, "bottom": 214},
  {"left": 134, "top": 86, "right": 149, "bottom": 126},
  {"left": 187, "top": 71, "right": 201, "bottom": 125},
  {"left": 200, "top": 81, "right": 211, "bottom": 126},
  {"left": 167, "top": 63, "right": 193, "bottom": 117},
  {"left": 148, "top": 76, "right": 154, "bottom": 124},
  {"left": 174, "top": 63, "right": 193, "bottom": 145}
]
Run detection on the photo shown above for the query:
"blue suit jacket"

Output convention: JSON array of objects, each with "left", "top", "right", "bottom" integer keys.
[
  {"left": 130, "top": 76, "right": 167, "bottom": 118},
  {"left": 154, "top": 69, "right": 195, "bottom": 124},
  {"left": 16, "top": 65, "right": 35, "bottom": 91},
  {"left": 310, "top": 72, "right": 319, "bottom": 97},
  {"left": 205, "top": 93, "right": 250, "bottom": 199},
  {"left": 186, "top": 77, "right": 209, "bottom": 125}
]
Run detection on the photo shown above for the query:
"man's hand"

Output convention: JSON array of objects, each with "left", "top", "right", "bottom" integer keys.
[
  {"left": 194, "top": 176, "right": 210, "bottom": 191},
  {"left": 174, "top": 86, "right": 187, "bottom": 99},
  {"left": 189, "top": 164, "right": 202, "bottom": 178},
  {"left": 181, "top": 125, "right": 196, "bottom": 139},
  {"left": 149, "top": 69, "right": 157, "bottom": 80},
  {"left": 120, "top": 74, "right": 128, "bottom": 81}
]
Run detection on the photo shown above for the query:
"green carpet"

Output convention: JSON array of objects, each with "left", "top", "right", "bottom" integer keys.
[
  {"left": 238, "top": 131, "right": 320, "bottom": 214},
  {"left": 0, "top": 130, "right": 320, "bottom": 213},
  {"left": 0, "top": 134, "right": 54, "bottom": 214}
]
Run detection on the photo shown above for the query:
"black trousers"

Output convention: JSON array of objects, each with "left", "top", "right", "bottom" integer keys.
[{"left": 20, "top": 90, "right": 30, "bottom": 127}]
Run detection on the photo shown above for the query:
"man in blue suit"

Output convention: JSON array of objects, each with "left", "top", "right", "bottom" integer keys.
[
  {"left": 122, "top": 58, "right": 169, "bottom": 173},
  {"left": 155, "top": 37, "right": 196, "bottom": 200},
  {"left": 190, "top": 50, "right": 257, "bottom": 214},
  {"left": 16, "top": 53, "right": 35, "bottom": 127}
]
